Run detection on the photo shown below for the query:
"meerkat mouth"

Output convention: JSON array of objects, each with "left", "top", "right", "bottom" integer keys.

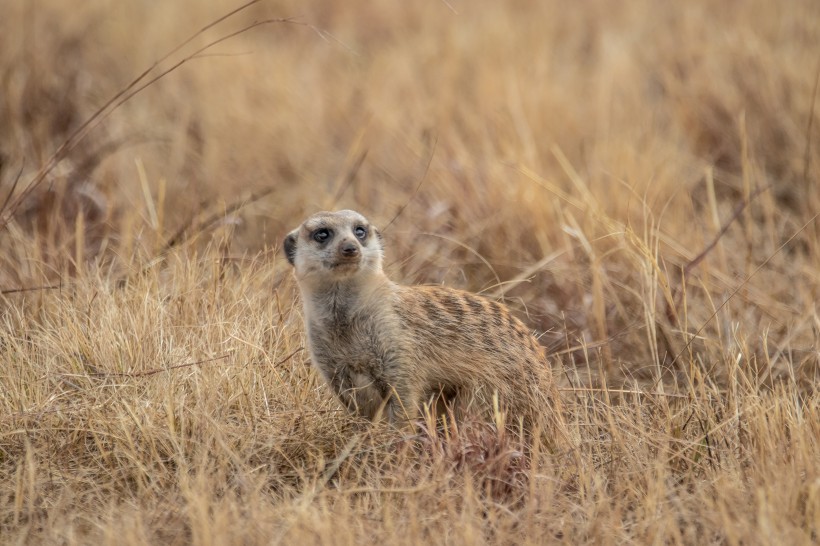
[{"left": 327, "top": 259, "right": 361, "bottom": 271}]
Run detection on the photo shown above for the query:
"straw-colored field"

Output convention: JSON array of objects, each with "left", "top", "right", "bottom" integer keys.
[{"left": 2, "top": 0, "right": 819, "bottom": 543}]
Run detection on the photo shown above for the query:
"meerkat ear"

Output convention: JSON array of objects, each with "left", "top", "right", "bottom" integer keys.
[
  {"left": 283, "top": 232, "right": 298, "bottom": 265},
  {"left": 374, "top": 228, "right": 383, "bottom": 242}
]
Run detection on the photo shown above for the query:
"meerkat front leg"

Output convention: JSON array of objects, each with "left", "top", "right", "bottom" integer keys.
[
  {"left": 337, "top": 371, "right": 386, "bottom": 420},
  {"left": 384, "top": 382, "right": 421, "bottom": 425}
]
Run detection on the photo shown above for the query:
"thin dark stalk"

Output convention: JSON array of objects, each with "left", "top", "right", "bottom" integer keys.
[
  {"left": 382, "top": 134, "right": 438, "bottom": 233},
  {"left": 0, "top": 162, "right": 25, "bottom": 217},
  {"left": 0, "top": 5, "right": 304, "bottom": 230},
  {"left": 161, "top": 188, "right": 274, "bottom": 253},
  {"left": 1, "top": 284, "right": 60, "bottom": 295},
  {"left": 669, "top": 212, "right": 819, "bottom": 368},
  {"left": 666, "top": 184, "right": 773, "bottom": 325},
  {"left": 86, "top": 347, "right": 303, "bottom": 378}
]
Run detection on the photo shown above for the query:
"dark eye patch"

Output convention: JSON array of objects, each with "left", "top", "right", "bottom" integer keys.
[
  {"left": 353, "top": 226, "right": 367, "bottom": 240},
  {"left": 313, "top": 228, "right": 332, "bottom": 243}
]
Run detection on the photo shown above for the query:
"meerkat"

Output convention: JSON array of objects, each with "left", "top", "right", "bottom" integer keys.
[{"left": 284, "top": 210, "right": 561, "bottom": 432}]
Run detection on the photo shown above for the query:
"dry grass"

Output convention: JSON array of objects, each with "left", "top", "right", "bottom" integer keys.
[{"left": 2, "top": 0, "right": 819, "bottom": 543}]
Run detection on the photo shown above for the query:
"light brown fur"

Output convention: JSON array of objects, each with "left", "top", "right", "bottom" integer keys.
[{"left": 284, "top": 210, "right": 561, "bottom": 431}]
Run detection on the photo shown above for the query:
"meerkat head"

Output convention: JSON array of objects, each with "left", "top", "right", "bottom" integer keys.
[{"left": 283, "top": 210, "right": 384, "bottom": 284}]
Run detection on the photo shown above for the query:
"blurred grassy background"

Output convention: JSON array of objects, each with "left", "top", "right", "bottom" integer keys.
[
  {"left": 1, "top": 0, "right": 819, "bottom": 543},
  {"left": 3, "top": 0, "right": 819, "bottom": 380}
]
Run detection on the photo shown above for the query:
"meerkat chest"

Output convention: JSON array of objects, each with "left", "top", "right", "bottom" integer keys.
[{"left": 306, "top": 313, "right": 388, "bottom": 375}]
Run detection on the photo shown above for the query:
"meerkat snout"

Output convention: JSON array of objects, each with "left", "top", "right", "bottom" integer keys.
[{"left": 339, "top": 240, "right": 360, "bottom": 258}]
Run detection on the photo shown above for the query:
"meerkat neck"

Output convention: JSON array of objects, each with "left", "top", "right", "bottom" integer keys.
[{"left": 302, "top": 272, "right": 394, "bottom": 325}]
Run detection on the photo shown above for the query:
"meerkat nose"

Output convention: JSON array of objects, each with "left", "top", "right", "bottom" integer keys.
[{"left": 340, "top": 241, "right": 360, "bottom": 257}]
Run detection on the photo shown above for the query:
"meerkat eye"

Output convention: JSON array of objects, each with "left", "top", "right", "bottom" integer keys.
[
  {"left": 353, "top": 226, "right": 367, "bottom": 240},
  {"left": 313, "top": 228, "right": 331, "bottom": 243}
]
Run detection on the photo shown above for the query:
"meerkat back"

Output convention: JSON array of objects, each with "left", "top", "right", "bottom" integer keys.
[{"left": 394, "top": 284, "right": 560, "bottom": 425}]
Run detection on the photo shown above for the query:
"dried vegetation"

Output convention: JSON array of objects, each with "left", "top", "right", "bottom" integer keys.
[{"left": 1, "top": 0, "right": 819, "bottom": 543}]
